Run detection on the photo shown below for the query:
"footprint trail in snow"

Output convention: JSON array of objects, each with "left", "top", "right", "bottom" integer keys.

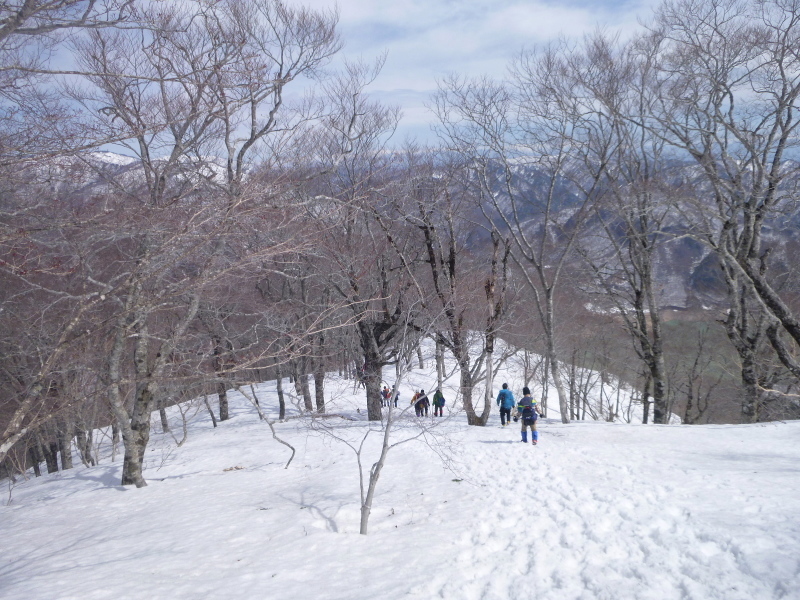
[{"left": 410, "top": 421, "right": 796, "bottom": 600}]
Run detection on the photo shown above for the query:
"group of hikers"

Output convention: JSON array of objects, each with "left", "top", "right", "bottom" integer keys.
[
  {"left": 410, "top": 388, "right": 446, "bottom": 417},
  {"left": 379, "top": 385, "right": 446, "bottom": 417},
  {"left": 496, "top": 382, "right": 541, "bottom": 444},
  {"left": 380, "top": 385, "right": 399, "bottom": 408},
  {"left": 377, "top": 380, "right": 541, "bottom": 444}
]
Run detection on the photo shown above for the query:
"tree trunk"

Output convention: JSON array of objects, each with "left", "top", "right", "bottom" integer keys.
[
  {"left": 314, "top": 331, "right": 326, "bottom": 413},
  {"left": 111, "top": 287, "right": 199, "bottom": 487},
  {"left": 417, "top": 345, "right": 425, "bottom": 369},
  {"left": 435, "top": 338, "right": 445, "bottom": 391},
  {"left": 459, "top": 358, "right": 483, "bottom": 425},
  {"left": 291, "top": 360, "right": 302, "bottom": 403},
  {"left": 483, "top": 231, "right": 508, "bottom": 425},
  {"left": 740, "top": 354, "right": 760, "bottom": 423},
  {"left": 212, "top": 334, "right": 234, "bottom": 422},
  {"left": 217, "top": 383, "right": 229, "bottom": 422},
  {"left": 76, "top": 427, "right": 96, "bottom": 467},
  {"left": 292, "top": 358, "right": 313, "bottom": 411},
  {"left": 159, "top": 403, "right": 170, "bottom": 433},
  {"left": 522, "top": 349, "right": 531, "bottom": 388},
  {"left": 360, "top": 363, "right": 407, "bottom": 535},
  {"left": 362, "top": 357, "right": 383, "bottom": 421},
  {"left": 111, "top": 422, "right": 120, "bottom": 461},
  {"left": 57, "top": 419, "right": 74, "bottom": 470},
  {"left": 299, "top": 359, "right": 313, "bottom": 409},
  {"left": 247, "top": 384, "right": 265, "bottom": 421},
  {"left": 43, "top": 439, "right": 59, "bottom": 474},
  {"left": 120, "top": 384, "right": 154, "bottom": 488},
  {"left": 580, "top": 368, "right": 593, "bottom": 420},
  {"left": 482, "top": 338, "right": 498, "bottom": 425},
  {"left": 203, "top": 395, "right": 218, "bottom": 427},
  {"left": 650, "top": 355, "right": 668, "bottom": 424},
  {"left": 541, "top": 354, "right": 550, "bottom": 418},
  {"left": 548, "top": 348, "right": 571, "bottom": 424},
  {"left": 115, "top": 315, "right": 151, "bottom": 488},
  {"left": 28, "top": 445, "right": 42, "bottom": 477},
  {"left": 484, "top": 349, "right": 495, "bottom": 424},
  {"left": 599, "top": 372, "right": 606, "bottom": 421},
  {"left": 360, "top": 416, "right": 392, "bottom": 535},
  {"left": 112, "top": 311, "right": 154, "bottom": 487},
  {"left": 569, "top": 354, "right": 577, "bottom": 420},
  {"left": 314, "top": 370, "right": 325, "bottom": 413},
  {"left": 276, "top": 363, "right": 286, "bottom": 420}
]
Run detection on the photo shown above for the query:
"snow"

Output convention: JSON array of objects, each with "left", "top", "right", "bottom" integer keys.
[
  {"left": 2, "top": 353, "right": 800, "bottom": 600},
  {"left": 88, "top": 151, "right": 137, "bottom": 167}
]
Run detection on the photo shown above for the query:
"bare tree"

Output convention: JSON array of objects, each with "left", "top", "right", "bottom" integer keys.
[
  {"left": 370, "top": 151, "right": 511, "bottom": 426},
  {"left": 0, "top": 1, "right": 136, "bottom": 170},
  {"left": 308, "top": 312, "right": 447, "bottom": 535},
  {"left": 0, "top": 0, "right": 388, "bottom": 482},
  {"left": 482, "top": 229, "right": 511, "bottom": 424},
  {"left": 0, "top": 1, "right": 133, "bottom": 44},
  {"left": 309, "top": 59, "right": 409, "bottom": 422},
  {"left": 556, "top": 32, "right": 677, "bottom": 424},
  {"left": 637, "top": 0, "right": 800, "bottom": 418},
  {"left": 433, "top": 52, "right": 604, "bottom": 424}
]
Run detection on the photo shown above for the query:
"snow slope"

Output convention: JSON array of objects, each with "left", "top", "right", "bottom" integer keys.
[{"left": 2, "top": 358, "right": 799, "bottom": 600}]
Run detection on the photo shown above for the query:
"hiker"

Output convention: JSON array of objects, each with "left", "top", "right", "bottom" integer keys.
[
  {"left": 432, "top": 389, "right": 446, "bottom": 417},
  {"left": 496, "top": 382, "right": 515, "bottom": 426},
  {"left": 390, "top": 385, "right": 399, "bottom": 408},
  {"left": 517, "top": 386, "right": 541, "bottom": 445},
  {"left": 356, "top": 364, "right": 366, "bottom": 389},
  {"left": 381, "top": 385, "right": 390, "bottom": 407},
  {"left": 414, "top": 389, "right": 430, "bottom": 417}
]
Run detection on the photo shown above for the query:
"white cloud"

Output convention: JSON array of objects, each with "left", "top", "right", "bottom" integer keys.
[{"left": 290, "top": 0, "right": 659, "bottom": 141}]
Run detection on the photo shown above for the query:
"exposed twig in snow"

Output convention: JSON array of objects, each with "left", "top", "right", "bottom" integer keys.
[{"left": 236, "top": 385, "right": 295, "bottom": 469}]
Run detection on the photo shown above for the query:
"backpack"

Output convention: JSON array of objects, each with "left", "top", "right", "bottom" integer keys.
[{"left": 522, "top": 405, "right": 538, "bottom": 425}]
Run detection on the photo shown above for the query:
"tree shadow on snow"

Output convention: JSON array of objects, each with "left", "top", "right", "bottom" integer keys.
[{"left": 275, "top": 489, "right": 343, "bottom": 533}]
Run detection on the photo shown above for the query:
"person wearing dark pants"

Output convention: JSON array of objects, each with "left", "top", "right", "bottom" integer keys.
[
  {"left": 432, "top": 389, "right": 445, "bottom": 417},
  {"left": 414, "top": 390, "right": 430, "bottom": 417},
  {"left": 496, "top": 383, "right": 515, "bottom": 426}
]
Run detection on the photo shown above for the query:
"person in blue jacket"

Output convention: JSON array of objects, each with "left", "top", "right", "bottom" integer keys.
[
  {"left": 496, "top": 383, "right": 515, "bottom": 426},
  {"left": 517, "top": 387, "right": 541, "bottom": 444}
]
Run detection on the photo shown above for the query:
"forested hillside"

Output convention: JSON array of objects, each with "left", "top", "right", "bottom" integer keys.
[{"left": 3, "top": 0, "right": 800, "bottom": 490}]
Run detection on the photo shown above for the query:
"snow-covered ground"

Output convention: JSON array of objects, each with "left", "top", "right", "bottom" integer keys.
[{"left": 2, "top": 354, "right": 800, "bottom": 600}]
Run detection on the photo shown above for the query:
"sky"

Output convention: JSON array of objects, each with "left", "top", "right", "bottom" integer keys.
[{"left": 295, "top": 0, "right": 660, "bottom": 141}]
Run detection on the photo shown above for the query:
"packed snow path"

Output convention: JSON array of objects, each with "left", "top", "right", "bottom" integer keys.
[
  {"left": 1, "top": 391, "right": 799, "bottom": 599},
  {"left": 412, "top": 419, "right": 800, "bottom": 600}
]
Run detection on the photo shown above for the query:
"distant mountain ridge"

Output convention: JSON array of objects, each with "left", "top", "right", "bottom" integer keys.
[
  {"left": 47, "top": 151, "right": 800, "bottom": 312},
  {"left": 468, "top": 159, "right": 800, "bottom": 312}
]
